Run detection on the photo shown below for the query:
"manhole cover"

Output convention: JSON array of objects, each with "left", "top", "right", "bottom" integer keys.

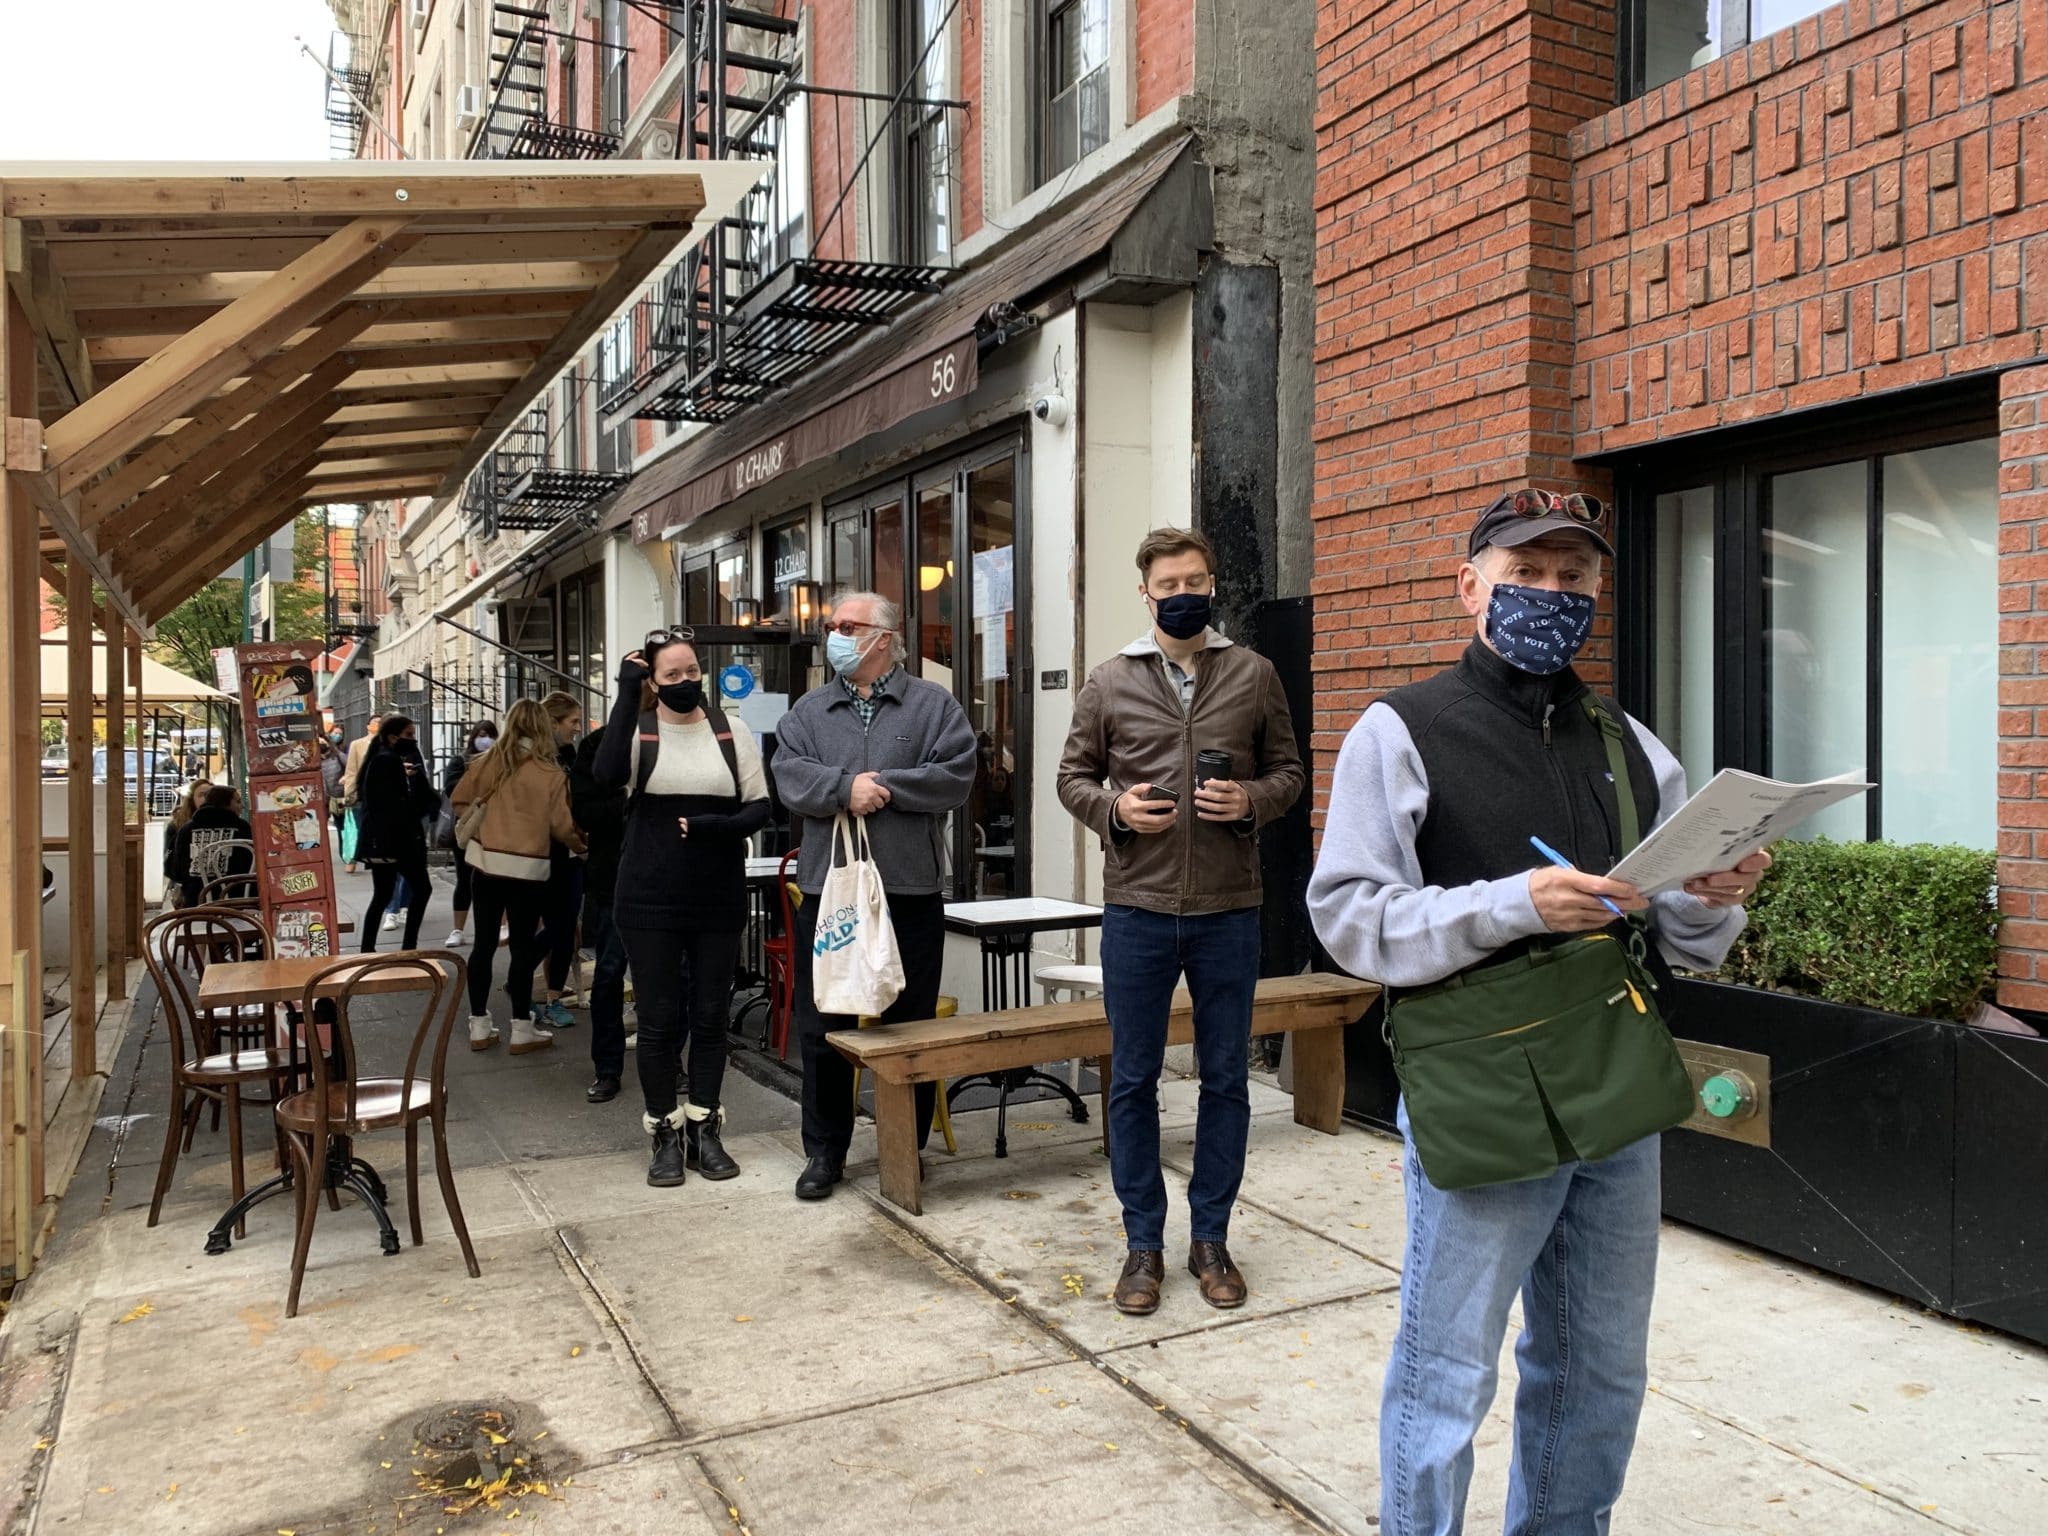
[{"left": 413, "top": 1402, "right": 518, "bottom": 1452}]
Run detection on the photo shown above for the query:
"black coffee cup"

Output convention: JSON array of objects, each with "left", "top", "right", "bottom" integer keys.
[{"left": 1194, "top": 749, "right": 1234, "bottom": 790}]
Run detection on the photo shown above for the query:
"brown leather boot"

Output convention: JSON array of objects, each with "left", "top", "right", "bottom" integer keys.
[
  {"left": 1188, "top": 1240, "right": 1247, "bottom": 1309},
  {"left": 1112, "top": 1249, "right": 1166, "bottom": 1315}
]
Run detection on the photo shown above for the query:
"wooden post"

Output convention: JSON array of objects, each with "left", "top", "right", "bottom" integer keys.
[
  {"left": 127, "top": 631, "right": 144, "bottom": 953},
  {"left": 102, "top": 612, "right": 126, "bottom": 1000},
  {"left": 65, "top": 561, "right": 94, "bottom": 1077},
  {"left": 0, "top": 283, "right": 45, "bottom": 1275}
]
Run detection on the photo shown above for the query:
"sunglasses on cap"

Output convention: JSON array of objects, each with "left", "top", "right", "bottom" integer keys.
[
  {"left": 644, "top": 626, "right": 696, "bottom": 648},
  {"left": 1503, "top": 487, "right": 1607, "bottom": 527}
]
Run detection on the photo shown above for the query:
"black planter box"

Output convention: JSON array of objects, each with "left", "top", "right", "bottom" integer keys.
[
  {"left": 1339, "top": 975, "right": 2048, "bottom": 1347},
  {"left": 1663, "top": 978, "right": 2047, "bottom": 1348}
]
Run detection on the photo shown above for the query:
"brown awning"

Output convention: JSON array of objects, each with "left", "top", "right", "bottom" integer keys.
[
  {"left": 607, "top": 136, "right": 1206, "bottom": 544},
  {"left": 0, "top": 160, "right": 758, "bottom": 629}
]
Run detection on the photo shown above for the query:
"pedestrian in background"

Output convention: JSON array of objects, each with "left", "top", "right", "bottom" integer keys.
[
  {"left": 451, "top": 698, "right": 585, "bottom": 1055},
  {"left": 168, "top": 784, "right": 248, "bottom": 907},
  {"left": 356, "top": 715, "right": 438, "bottom": 953},
  {"left": 570, "top": 711, "right": 632, "bottom": 1108},
  {"left": 442, "top": 719, "right": 497, "bottom": 947},
  {"left": 531, "top": 690, "right": 586, "bottom": 1029},
  {"left": 1057, "top": 526, "right": 1305, "bottom": 1316},
  {"left": 341, "top": 713, "right": 381, "bottom": 875},
  {"left": 163, "top": 776, "right": 214, "bottom": 906},
  {"left": 772, "top": 592, "right": 977, "bottom": 1202},
  {"left": 596, "top": 632, "right": 769, "bottom": 1185}
]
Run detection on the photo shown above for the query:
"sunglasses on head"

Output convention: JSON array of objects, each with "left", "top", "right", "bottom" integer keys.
[
  {"left": 1503, "top": 488, "right": 1607, "bottom": 527},
  {"left": 644, "top": 626, "right": 696, "bottom": 649}
]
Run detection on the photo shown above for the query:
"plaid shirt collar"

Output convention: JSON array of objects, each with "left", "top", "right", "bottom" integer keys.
[{"left": 841, "top": 666, "right": 900, "bottom": 728}]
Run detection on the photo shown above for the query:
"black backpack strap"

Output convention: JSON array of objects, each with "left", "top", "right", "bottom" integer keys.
[
  {"left": 634, "top": 708, "right": 661, "bottom": 796},
  {"left": 703, "top": 702, "right": 743, "bottom": 790}
]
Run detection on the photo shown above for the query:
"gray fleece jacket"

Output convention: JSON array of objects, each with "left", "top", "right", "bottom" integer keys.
[
  {"left": 1307, "top": 701, "right": 1746, "bottom": 988},
  {"left": 771, "top": 671, "right": 979, "bottom": 896}
]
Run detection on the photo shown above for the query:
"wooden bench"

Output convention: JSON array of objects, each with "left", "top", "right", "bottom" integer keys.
[{"left": 827, "top": 972, "right": 1380, "bottom": 1214}]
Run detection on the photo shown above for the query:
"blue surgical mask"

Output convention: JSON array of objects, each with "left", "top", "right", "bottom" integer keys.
[
  {"left": 1478, "top": 574, "right": 1594, "bottom": 675},
  {"left": 826, "top": 631, "right": 870, "bottom": 677},
  {"left": 1150, "top": 592, "right": 1212, "bottom": 641}
]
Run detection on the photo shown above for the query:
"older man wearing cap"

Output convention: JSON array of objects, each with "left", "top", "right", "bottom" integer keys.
[{"left": 1307, "top": 488, "right": 1770, "bottom": 1536}]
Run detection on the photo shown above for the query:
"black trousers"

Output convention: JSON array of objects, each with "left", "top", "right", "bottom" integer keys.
[
  {"left": 535, "top": 860, "right": 587, "bottom": 993},
  {"left": 363, "top": 855, "right": 430, "bottom": 952},
  {"left": 793, "top": 890, "right": 944, "bottom": 1161},
  {"left": 621, "top": 923, "right": 741, "bottom": 1117},
  {"left": 466, "top": 871, "right": 549, "bottom": 1019},
  {"left": 451, "top": 854, "right": 475, "bottom": 919}
]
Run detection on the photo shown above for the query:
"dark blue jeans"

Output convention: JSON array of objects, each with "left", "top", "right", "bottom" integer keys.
[
  {"left": 583, "top": 899, "right": 630, "bottom": 1081},
  {"left": 1101, "top": 903, "right": 1261, "bottom": 1252}
]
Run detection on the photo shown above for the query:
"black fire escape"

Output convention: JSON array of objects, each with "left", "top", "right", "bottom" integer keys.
[
  {"left": 323, "top": 507, "right": 375, "bottom": 644},
  {"left": 600, "top": 0, "right": 960, "bottom": 427},
  {"left": 463, "top": 381, "right": 625, "bottom": 538},
  {"left": 472, "top": 3, "right": 626, "bottom": 161},
  {"left": 323, "top": 30, "right": 372, "bottom": 157}
]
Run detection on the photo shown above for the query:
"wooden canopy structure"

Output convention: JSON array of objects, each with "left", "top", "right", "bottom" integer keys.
[{"left": 0, "top": 160, "right": 756, "bottom": 1278}]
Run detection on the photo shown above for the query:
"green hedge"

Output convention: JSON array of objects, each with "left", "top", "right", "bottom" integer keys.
[{"left": 1719, "top": 838, "right": 1999, "bottom": 1021}]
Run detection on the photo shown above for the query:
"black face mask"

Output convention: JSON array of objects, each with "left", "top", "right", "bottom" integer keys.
[
  {"left": 657, "top": 679, "right": 704, "bottom": 715},
  {"left": 1151, "top": 592, "right": 1213, "bottom": 641}
]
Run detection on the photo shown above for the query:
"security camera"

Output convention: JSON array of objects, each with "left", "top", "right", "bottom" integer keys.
[{"left": 1031, "top": 394, "right": 1070, "bottom": 428}]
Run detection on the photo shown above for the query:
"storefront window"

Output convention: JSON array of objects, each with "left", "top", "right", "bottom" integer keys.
[
  {"left": 1632, "top": 415, "right": 1997, "bottom": 851},
  {"left": 715, "top": 542, "right": 749, "bottom": 621},
  {"left": 966, "top": 458, "right": 1019, "bottom": 896},
  {"left": 764, "top": 517, "right": 811, "bottom": 624}
]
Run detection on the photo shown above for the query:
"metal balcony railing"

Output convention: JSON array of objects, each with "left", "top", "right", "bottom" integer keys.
[{"left": 471, "top": 3, "right": 628, "bottom": 161}]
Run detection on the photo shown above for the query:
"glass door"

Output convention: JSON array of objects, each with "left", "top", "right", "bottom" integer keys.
[{"left": 964, "top": 455, "right": 1020, "bottom": 896}]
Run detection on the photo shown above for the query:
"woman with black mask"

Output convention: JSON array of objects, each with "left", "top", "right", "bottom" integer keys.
[
  {"left": 356, "top": 715, "right": 439, "bottom": 952},
  {"left": 595, "top": 630, "right": 770, "bottom": 1186}
]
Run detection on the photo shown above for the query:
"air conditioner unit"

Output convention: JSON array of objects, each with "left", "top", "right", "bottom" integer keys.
[
  {"left": 410, "top": 0, "right": 432, "bottom": 28},
  {"left": 454, "top": 83, "right": 483, "bottom": 123}
]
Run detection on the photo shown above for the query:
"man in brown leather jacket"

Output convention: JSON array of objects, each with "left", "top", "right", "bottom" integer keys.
[{"left": 1057, "top": 527, "right": 1305, "bottom": 1315}]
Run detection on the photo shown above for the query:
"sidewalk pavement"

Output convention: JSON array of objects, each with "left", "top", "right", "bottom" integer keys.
[{"left": 0, "top": 866, "right": 2043, "bottom": 1535}]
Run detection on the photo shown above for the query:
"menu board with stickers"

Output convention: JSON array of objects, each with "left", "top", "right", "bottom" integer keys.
[{"left": 234, "top": 642, "right": 340, "bottom": 949}]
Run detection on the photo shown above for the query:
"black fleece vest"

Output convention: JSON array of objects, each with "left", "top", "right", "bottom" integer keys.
[{"left": 1379, "top": 640, "right": 1662, "bottom": 972}]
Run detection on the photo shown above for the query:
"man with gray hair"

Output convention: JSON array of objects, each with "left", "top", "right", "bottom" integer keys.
[{"left": 772, "top": 590, "right": 978, "bottom": 1200}]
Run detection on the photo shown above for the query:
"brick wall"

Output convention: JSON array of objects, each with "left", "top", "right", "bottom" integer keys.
[
  {"left": 1310, "top": 0, "right": 1619, "bottom": 810},
  {"left": 1569, "top": 0, "right": 2046, "bottom": 452},
  {"left": 1997, "top": 364, "right": 2048, "bottom": 1006},
  {"left": 1137, "top": 0, "right": 1196, "bottom": 119},
  {"left": 960, "top": 0, "right": 985, "bottom": 242},
  {"left": 808, "top": 0, "right": 858, "bottom": 261}
]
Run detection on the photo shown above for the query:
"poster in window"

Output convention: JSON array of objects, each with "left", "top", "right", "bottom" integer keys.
[
  {"left": 971, "top": 546, "right": 1014, "bottom": 616},
  {"left": 980, "top": 617, "right": 1009, "bottom": 682}
]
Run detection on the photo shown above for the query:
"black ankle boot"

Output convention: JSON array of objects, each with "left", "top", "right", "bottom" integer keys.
[
  {"left": 647, "top": 1120, "right": 686, "bottom": 1188},
  {"left": 687, "top": 1113, "right": 740, "bottom": 1181}
]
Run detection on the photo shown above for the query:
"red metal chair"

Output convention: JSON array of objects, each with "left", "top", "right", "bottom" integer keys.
[{"left": 764, "top": 847, "right": 800, "bottom": 1059}]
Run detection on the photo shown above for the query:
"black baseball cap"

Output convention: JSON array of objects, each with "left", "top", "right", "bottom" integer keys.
[{"left": 1468, "top": 488, "right": 1615, "bottom": 562}]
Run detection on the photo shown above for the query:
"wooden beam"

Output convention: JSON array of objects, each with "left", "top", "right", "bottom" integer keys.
[
  {"left": 141, "top": 477, "right": 315, "bottom": 616},
  {"left": 49, "top": 227, "right": 646, "bottom": 277},
  {"left": 329, "top": 401, "right": 494, "bottom": 430},
  {"left": 2, "top": 219, "right": 94, "bottom": 409},
  {"left": 70, "top": 290, "right": 579, "bottom": 337},
  {"left": 305, "top": 446, "right": 465, "bottom": 476},
  {"left": 64, "top": 560, "right": 94, "bottom": 1078},
  {"left": 1, "top": 168, "right": 714, "bottom": 221},
  {"left": 293, "top": 473, "right": 443, "bottom": 500},
  {"left": 97, "top": 354, "right": 358, "bottom": 541},
  {"left": 318, "top": 425, "right": 474, "bottom": 451},
  {"left": 101, "top": 612, "right": 126, "bottom": 998},
  {"left": 0, "top": 277, "right": 46, "bottom": 1272},
  {"left": 77, "top": 303, "right": 384, "bottom": 525},
  {"left": 10, "top": 471, "right": 147, "bottom": 636},
  {"left": 42, "top": 216, "right": 417, "bottom": 493},
  {"left": 336, "top": 361, "right": 527, "bottom": 393},
  {"left": 62, "top": 260, "right": 613, "bottom": 311},
  {"left": 435, "top": 225, "right": 683, "bottom": 500},
  {"left": 85, "top": 313, "right": 560, "bottom": 363},
  {"left": 121, "top": 420, "right": 336, "bottom": 589},
  {"left": 126, "top": 631, "right": 142, "bottom": 958}
]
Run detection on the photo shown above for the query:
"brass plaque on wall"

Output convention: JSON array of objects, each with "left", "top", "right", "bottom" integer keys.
[{"left": 1672, "top": 1040, "right": 1772, "bottom": 1148}]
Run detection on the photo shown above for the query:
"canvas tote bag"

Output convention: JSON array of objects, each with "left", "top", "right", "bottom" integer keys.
[{"left": 811, "top": 812, "right": 906, "bottom": 1017}]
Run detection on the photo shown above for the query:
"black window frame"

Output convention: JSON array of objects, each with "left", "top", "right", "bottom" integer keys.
[
  {"left": 893, "top": 0, "right": 951, "bottom": 267},
  {"left": 1614, "top": 380, "right": 2000, "bottom": 843}
]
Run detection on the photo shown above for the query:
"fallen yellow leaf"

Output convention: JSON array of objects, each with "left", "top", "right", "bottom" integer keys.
[
  {"left": 1103, "top": 1441, "right": 1119, "bottom": 1452},
  {"left": 569, "top": 1346, "right": 582, "bottom": 1358},
  {"left": 734, "top": 1315, "right": 754, "bottom": 1323},
  {"left": 116, "top": 1302, "right": 154, "bottom": 1324}
]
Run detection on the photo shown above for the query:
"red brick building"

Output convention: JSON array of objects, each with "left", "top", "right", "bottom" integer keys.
[{"left": 1314, "top": 0, "right": 2044, "bottom": 1004}]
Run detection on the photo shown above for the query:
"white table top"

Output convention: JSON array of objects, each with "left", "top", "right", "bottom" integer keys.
[
  {"left": 943, "top": 897, "right": 1103, "bottom": 930},
  {"left": 744, "top": 856, "right": 788, "bottom": 878}
]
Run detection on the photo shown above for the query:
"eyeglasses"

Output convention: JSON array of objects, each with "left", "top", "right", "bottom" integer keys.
[
  {"left": 1502, "top": 488, "right": 1607, "bottom": 527},
  {"left": 822, "top": 618, "right": 886, "bottom": 638},
  {"left": 644, "top": 626, "right": 696, "bottom": 648}
]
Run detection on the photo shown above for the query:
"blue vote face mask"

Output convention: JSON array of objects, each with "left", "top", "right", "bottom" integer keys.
[{"left": 1476, "top": 572, "right": 1595, "bottom": 675}]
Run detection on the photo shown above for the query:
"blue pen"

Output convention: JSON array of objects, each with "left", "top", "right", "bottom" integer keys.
[{"left": 1529, "top": 836, "right": 1625, "bottom": 918}]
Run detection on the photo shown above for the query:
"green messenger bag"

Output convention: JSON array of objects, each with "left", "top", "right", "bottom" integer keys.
[{"left": 1386, "top": 697, "right": 1696, "bottom": 1191}]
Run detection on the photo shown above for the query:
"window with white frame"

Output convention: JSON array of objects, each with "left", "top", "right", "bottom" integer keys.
[{"left": 1041, "top": 0, "right": 1109, "bottom": 181}]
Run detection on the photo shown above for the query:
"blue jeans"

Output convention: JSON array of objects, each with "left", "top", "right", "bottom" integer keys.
[
  {"left": 583, "top": 900, "right": 630, "bottom": 1080},
  {"left": 1100, "top": 904, "right": 1260, "bottom": 1252},
  {"left": 1382, "top": 1101, "right": 1661, "bottom": 1536}
]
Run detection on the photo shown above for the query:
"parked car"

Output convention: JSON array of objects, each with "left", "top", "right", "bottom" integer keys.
[
  {"left": 92, "top": 748, "right": 183, "bottom": 818},
  {"left": 40, "top": 751, "right": 69, "bottom": 780}
]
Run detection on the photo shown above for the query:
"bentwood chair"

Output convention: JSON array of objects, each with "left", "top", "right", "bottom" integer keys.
[
  {"left": 274, "top": 951, "right": 480, "bottom": 1318},
  {"left": 143, "top": 908, "right": 305, "bottom": 1235},
  {"left": 762, "top": 846, "right": 801, "bottom": 1059}
]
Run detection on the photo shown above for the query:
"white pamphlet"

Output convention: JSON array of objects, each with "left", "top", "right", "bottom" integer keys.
[{"left": 1609, "top": 768, "right": 1873, "bottom": 898}]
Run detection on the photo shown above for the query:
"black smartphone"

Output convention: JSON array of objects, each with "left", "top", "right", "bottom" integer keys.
[{"left": 1146, "top": 784, "right": 1180, "bottom": 805}]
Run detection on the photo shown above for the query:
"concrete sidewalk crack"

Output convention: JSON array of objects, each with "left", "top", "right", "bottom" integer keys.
[
  {"left": 1158, "top": 1145, "right": 1404, "bottom": 1278},
  {"left": 94, "top": 990, "right": 160, "bottom": 1216},
  {"left": 853, "top": 1188, "right": 1345, "bottom": 1536}
]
